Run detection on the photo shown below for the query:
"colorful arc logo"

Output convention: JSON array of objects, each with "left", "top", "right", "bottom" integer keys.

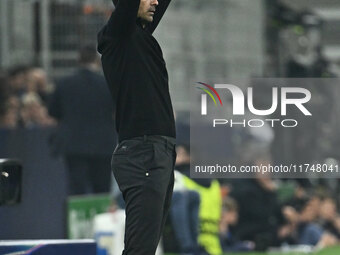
[{"left": 196, "top": 82, "right": 223, "bottom": 106}]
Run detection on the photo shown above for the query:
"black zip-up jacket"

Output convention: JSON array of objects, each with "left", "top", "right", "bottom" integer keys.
[{"left": 97, "top": 0, "right": 176, "bottom": 142}]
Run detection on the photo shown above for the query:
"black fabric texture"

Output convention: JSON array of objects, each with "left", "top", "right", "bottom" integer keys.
[
  {"left": 97, "top": 0, "right": 176, "bottom": 142},
  {"left": 111, "top": 135, "right": 177, "bottom": 254},
  {"left": 48, "top": 68, "right": 116, "bottom": 156}
]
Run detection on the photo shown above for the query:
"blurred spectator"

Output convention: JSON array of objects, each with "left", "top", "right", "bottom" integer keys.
[
  {"left": 0, "top": 73, "right": 19, "bottom": 129},
  {"left": 175, "top": 114, "right": 190, "bottom": 146},
  {"left": 231, "top": 175, "right": 281, "bottom": 251},
  {"left": 7, "top": 65, "right": 29, "bottom": 98},
  {"left": 319, "top": 197, "right": 340, "bottom": 239},
  {"left": 173, "top": 144, "right": 222, "bottom": 255},
  {"left": 219, "top": 197, "right": 255, "bottom": 252},
  {"left": 25, "top": 67, "right": 53, "bottom": 103},
  {"left": 231, "top": 144, "right": 282, "bottom": 251},
  {"left": 171, "top": 173, "right": 201, "bottom": 255},
  {"left": 0, "top": 96, "right": 20, "bottom": 129},
  {"left": 229, "top": 116, "right": 282, "bottom": 250},
  {"left": 279, "top": 196, "right": 338, "bottom": 248},
  {"left": 297, "top": 197, "right": 323, "bottom": 245},
  {"left": 171, "top": 144, "right": 201, "bottom": 255},
  {"left": 20, "top": 93, "right": 56, "bottom": 128},
  {"left": 1, "top": 65, "right": 54, "bottom": 129},
  {"left": 48, "top": 44, "right": 116, "bottom": 195},
  {"left": 176, "top": 143, "right": 212, "bottom": 188}
]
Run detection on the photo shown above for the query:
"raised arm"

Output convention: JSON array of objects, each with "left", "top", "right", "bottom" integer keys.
[
  {"left": 99, "top": 0, "right": 140, "bottom": 39},
  {"left": 146, "top": 0, "right": 172, "bottom": 34}
]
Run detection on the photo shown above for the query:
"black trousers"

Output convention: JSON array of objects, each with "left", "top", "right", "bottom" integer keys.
[{"left": 111, "top": 135, "right": 176, "bottom": 255}]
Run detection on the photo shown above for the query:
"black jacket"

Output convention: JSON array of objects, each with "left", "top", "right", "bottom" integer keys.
[
  {"left": 97, "top": 0, "right": 176, "bottom": 142},
  {"left": 48, "top": 68, "right": 116, "bottom": 156}
]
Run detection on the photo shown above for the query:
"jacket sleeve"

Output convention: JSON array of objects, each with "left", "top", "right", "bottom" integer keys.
[
  {"left": 97, "top": 0, "right": 140, "bottom": 53},
  {"left": 146, "top": 0, "right": 171, "bottom": 34},
  {"left": 48, "top": 83, "right": 62, "bottom": 120},
  {"left": 107, "top": 0, "right": 140, "bottom": 36}
]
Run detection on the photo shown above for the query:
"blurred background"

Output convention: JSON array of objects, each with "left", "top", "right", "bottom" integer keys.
[{"left": 1, "top": 0, "right": 340, "bottom": 254}]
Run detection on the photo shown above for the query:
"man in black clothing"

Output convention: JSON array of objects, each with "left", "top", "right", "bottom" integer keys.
[
  {"left": 48, "top": 45, "right": 116, "bottom": 195},
  {"left": 97, "top": 0, "right": 177, "bottom": 254}
]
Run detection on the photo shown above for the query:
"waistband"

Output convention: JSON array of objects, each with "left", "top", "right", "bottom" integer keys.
[{"left": 123, "top": 135, "right": 176, "bottom": 149}]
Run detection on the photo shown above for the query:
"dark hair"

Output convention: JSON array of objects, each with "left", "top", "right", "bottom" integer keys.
[
  {"left": 294, "top": 197, "right": 310, "bottom": 213},
  {"left": 8, "top": 65, "right": 29, "bottom": 77},
  {"left": 79, "top": 44, "right": 98, "bottom": 65}
]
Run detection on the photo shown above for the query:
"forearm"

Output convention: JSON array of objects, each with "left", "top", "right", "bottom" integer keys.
[{"left": 106, "top": 0, "right": 140, "bottom": 36}]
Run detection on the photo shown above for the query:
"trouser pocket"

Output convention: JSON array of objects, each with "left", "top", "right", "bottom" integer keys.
[{"left": 111, "top": 139, "right": 154, "bottom": 191}]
